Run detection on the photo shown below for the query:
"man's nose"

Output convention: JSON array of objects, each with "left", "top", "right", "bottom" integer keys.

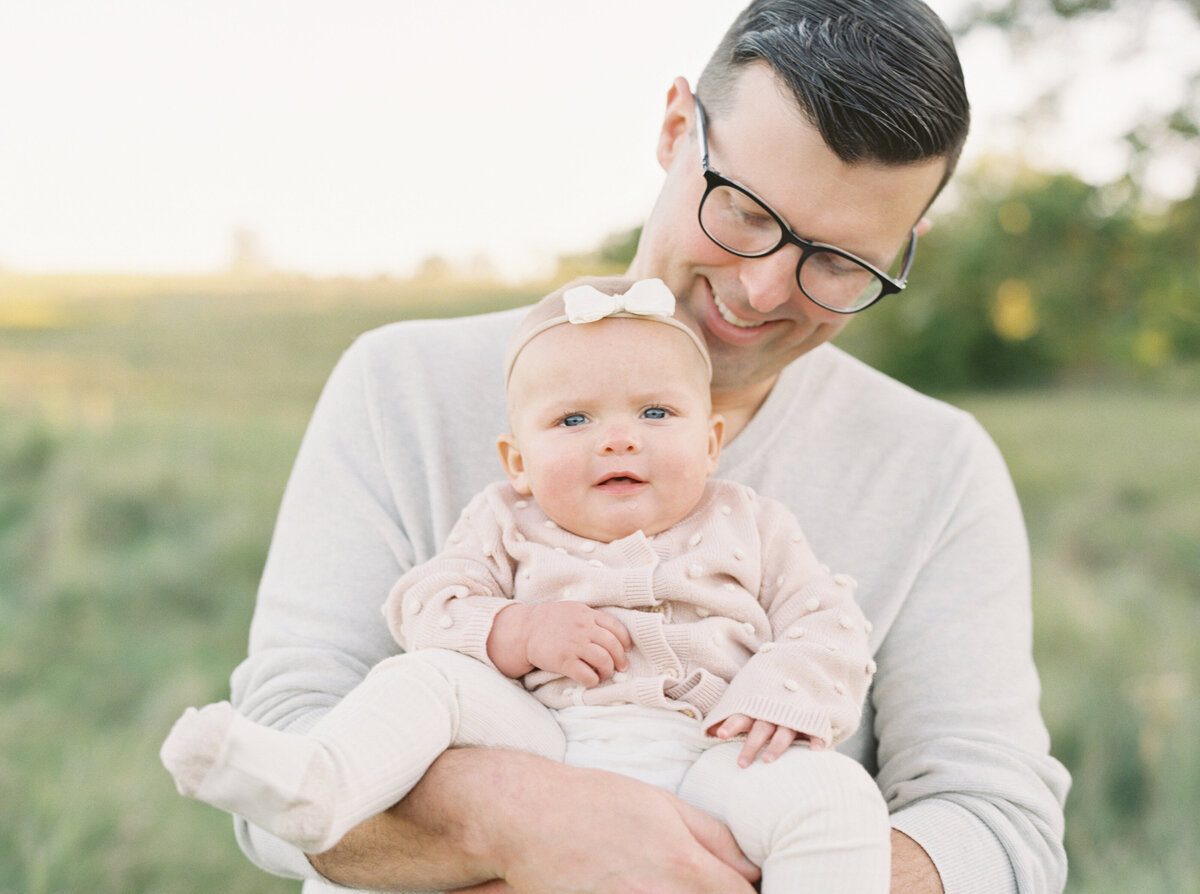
[{"left": 741, "top": 245, "right": 803, "bottom": 314}]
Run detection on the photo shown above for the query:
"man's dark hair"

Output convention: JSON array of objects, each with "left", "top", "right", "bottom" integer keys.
[{"left": 697, "top": 0, "right": 970, "bottom": 192}]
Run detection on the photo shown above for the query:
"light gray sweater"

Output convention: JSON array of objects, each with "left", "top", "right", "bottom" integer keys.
[{"left": 230, "top": 306, "right": 1070, "bottom": 893}]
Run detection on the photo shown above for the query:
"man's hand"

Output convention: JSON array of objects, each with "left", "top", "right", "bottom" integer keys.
[
  {"left": 466, "top": 756, "right": 761, "bottom": 894},
  {"left": 489, "top": 602, "right": 632, "bottom": 687},
  {"left": 310, "top": 747, "right": 760, "bottom": 894},
  {"left": 709, "top": 713, "right": 810, "bottom": 767}
]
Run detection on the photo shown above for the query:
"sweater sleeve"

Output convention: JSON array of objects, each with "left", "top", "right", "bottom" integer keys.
[
  {"left": 872, "top": 421, "right": 1071, "bottom": 894},
  {"left": 224, "top": 336, "right": 418, "bottom": 880},
  {"left": 383, "top": 489, "right": 517, "bottom": 667},
  {"left": 704, "top": 494, "right": 873, "bottom": 748}
]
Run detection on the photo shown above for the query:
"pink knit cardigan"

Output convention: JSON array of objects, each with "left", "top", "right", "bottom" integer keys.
[{"left": 386, "top": 479, "right": 874, "bottom": 748}]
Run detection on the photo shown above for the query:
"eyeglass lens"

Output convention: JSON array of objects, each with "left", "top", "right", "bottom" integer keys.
[{"left": 698, "top": 183, "right": 889, "bottom": 312}]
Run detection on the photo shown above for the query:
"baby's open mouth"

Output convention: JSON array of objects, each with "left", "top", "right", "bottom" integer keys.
[{"left": 596, "top": 474, "right": 646, "bottom": 489}]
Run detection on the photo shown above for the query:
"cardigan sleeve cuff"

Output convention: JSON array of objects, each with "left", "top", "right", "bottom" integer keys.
[
  {"left": 891, "top": 798, "right": 1016, "bottom": 894},
  {"left": 405, "top": 594, "right": 511, "bottom": 666}
]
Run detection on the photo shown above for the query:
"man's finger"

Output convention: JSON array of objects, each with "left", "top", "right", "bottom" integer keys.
[{"left": 676, "top": 799, "right": 762, "bottom": 885}]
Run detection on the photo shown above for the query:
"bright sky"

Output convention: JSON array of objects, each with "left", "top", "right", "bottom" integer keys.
[{"left": 1, "top": 1, "right": 1195, "bottom": 280}]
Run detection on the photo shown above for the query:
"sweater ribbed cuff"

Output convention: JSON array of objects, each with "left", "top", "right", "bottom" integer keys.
[
  {"left": 234, "top": 816, "right": 322, "bottom": 882},
  {"left": 891, "top": 798, "right": 1015, "bottom": 894}
]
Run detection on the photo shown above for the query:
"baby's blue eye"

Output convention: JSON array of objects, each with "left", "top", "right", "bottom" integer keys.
[
  {"left": 562, "top": 413, "right": 587, "bottom": 427},
  {"left": 642, "top": 407, "right": 668, "bottom": 420}
]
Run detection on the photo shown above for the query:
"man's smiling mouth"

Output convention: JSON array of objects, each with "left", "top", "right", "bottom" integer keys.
[{"left": 714, "top": 293, "right": 767, "bottom": 329}]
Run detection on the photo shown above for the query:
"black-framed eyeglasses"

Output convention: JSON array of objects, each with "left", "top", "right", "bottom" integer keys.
[{"left": 694, "top": 99, "right": 917, "bottom": 314}]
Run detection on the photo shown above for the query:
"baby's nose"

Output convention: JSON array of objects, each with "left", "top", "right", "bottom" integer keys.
[{"left": 600, "top": 425, "right": 639, "bottom": 453}]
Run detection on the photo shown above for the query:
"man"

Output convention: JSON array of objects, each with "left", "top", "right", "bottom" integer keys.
[{"left": 230, "top": 1, "right": 1070, "bottom": 891}]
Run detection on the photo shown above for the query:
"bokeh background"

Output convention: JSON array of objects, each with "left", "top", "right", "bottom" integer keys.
[{"left": 2, "top": 1, "right": 1198, "bottom": 891}]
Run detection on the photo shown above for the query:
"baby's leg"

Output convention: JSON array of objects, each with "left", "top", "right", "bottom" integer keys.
[
  {"left": 160, "top": 649, "right": 565, "bottom": 854},
  {"left": 677, "top": 742, "right": 890, "bottom": 894}
]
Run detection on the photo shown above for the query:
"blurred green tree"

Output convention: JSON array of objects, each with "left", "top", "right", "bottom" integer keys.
[
  {"left": 953, "top": 0, "right": 1200, "bottom": 206},
  {"left": 847, "top": 168, "right": 1200, "bottom": 389}
]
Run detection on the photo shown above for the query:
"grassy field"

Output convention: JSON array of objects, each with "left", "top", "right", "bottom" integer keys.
[{"left": 1, "top": 274, "right": 1196, "bottom": 893}]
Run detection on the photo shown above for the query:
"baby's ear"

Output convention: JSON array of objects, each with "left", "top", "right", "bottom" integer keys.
[
  {"left": 706, "top": 414, "right": 725, "bottom": 475},
  {"left": 496, "top": 433, "right": 532, "bottom": 495}
]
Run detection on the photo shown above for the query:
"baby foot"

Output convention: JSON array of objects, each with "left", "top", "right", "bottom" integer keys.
[
  {"left": 160, "top": 701, "right": 338, "bottom": 853},
  {"left": 160, "top": 701, "right": 237, "bottom": 796}
]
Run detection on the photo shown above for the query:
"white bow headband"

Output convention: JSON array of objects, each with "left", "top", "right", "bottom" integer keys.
[{"left": 503, "top": 279, "right": 713, "bottom": 388}]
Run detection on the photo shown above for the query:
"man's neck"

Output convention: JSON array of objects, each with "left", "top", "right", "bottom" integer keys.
[{"left": 712, "top": 375, "right": 777, "bottom": 444}]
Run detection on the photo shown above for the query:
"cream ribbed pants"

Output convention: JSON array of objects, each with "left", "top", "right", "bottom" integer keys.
[{"left": 162, "top": 648, "right": 890, "bottom": 893}]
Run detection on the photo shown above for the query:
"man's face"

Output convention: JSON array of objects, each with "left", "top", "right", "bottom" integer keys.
[{"left": 630, "top": 63, "right": 947, "bottom": 395}]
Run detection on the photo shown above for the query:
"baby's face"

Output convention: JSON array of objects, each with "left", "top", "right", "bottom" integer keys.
[{"left": 499, "top": 317, "right": 723, "bottom": 542}]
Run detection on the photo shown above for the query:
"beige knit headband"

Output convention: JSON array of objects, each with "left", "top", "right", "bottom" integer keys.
[{"left": 503, "top": 279, "right": 713, "bottom": 389}]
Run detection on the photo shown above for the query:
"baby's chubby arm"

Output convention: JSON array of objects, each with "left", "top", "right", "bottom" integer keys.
[{"left": 487, "top": 602, "right": 633, "bottom": 687}]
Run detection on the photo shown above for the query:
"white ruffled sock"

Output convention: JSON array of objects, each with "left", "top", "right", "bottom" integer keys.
[{"left": 160, "top": 701, "right": 339, "bottom": 853}]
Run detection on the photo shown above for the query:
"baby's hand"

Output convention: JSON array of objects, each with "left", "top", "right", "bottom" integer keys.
[
  {"left": 710, "top": 714, "right": 818, "bottom": 767},
  {"left": 524, "top": 602, "right": 633, "bottom": 687}
]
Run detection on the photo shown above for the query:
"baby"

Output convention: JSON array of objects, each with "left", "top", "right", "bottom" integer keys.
[{"left": 161, "top": 277, "right": 890, "bottom": 892}]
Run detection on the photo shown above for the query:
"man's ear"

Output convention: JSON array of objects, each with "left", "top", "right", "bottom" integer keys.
[
  {"left": 496, "top": 433, "right": 532, "bottom": 495},
  {"left": 657, "top": 76, "right": 696, "bottom": 172},
  {"left": 915, "top": 216, "right": 934, "bottom": 238},
  {"left": 706, "top": 414, "right": 725, "bottom": 476}
]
